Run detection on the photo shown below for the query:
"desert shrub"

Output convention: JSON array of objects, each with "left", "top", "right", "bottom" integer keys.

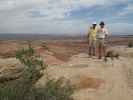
[
  {"left": 0, "top": 83, "right": 34, "bottom": 100},
  {"left": 128, "top": 41, "right": 133, "bottom": 48},
  {"left": 16, "top": 45, "right": 47, "bottom": 83},
  {"left": 0, "top": 46, "right": 74, "bottom": 100},
  {"left": 0, "top": 78, "right": 74, "bottom": 100},
  {"left": 0, "top": 86, "right": 16, "bottom": 100},
  {"left": 34, "top": 78, "right": 74, "bottom": 100}
]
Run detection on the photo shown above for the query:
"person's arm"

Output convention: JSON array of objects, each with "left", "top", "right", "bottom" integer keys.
[
  {"left": 105, "top": 28, "right": 109, "bottom": 38},
  {"left": 88, "top": 30, "right": 90, "bottom": 38}
]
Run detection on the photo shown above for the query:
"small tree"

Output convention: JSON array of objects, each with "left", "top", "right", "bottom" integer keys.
[
  {"left": 0, "top": 45, "right": 74, "bottom": 100},
  {"left": 16, "top": 45, "right": 47, "bottom": 83}
]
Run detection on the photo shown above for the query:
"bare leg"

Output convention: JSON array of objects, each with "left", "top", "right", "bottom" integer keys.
[
  {"left": 103, "top": 46, "right": 106, "bottom": 57},
  {"left": 92, "top": 40, "right": 96, "bottom": 56},
  {"left": 88, "top": 40, "right": 92, "bottom": 57},
  {"left": 92, "top": 47, "right": 96, "bottom": 56},
  {"left": 98, "top": 45, "right": 102, "bottom": 59},
  {"left": 89, "top": 46, "right": 92, "bottom": 57}
]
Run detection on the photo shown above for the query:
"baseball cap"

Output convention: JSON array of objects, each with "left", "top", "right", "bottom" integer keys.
[{"left": 100, "top": 21, "right": 105, "bottom": 25}]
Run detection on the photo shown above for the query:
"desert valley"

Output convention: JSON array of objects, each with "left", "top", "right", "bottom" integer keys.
[{"left": 0, "top": 35, "right": 133, "bottom": 100}]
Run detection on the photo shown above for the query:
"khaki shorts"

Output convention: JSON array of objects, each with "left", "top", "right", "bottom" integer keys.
[
  {"left": 89, "top": 38, "right": 96, "bottom": 48},
  {"left": 97, "top": 38, "right": 106, "bottom": 47}
]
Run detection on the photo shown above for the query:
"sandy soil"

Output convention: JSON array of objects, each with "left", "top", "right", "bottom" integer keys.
[
  {"left": 0, "top": 40, "right": 133, "bottom": 100},
  {"left": 37, "top": 47, "right": 133, "bottom": 100}
]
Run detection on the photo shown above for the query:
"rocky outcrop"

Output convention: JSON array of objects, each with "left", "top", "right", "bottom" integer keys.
[{"left": 0, "top": 58, "right": 24, "bottom": 83}]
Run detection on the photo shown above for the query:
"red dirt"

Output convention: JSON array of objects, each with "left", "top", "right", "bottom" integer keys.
[
  {"left": 36, "top": 47, "right": 64, "bottom": 65},
  {"left": 0, "top": 36, "right": 132, "bottom": 64},
  {"left": 73, "top": 75, "right": 105, "bottom": 90}
]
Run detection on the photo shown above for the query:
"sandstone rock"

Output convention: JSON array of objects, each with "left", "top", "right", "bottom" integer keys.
[{"left": 0, "top": 58, "right": 24, "bottom": 83}]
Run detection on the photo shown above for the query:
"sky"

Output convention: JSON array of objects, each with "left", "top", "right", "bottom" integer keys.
[{"left": 0, "top": 0, "right": 133, "bottom": 35}]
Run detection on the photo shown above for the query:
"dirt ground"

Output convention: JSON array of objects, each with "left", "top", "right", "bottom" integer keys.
[
  {"left": 37, "top": 47, "right": 133, "bottom": 100},
  {"left": 0, "top": 39, "right": 133, "bottom": 100}
]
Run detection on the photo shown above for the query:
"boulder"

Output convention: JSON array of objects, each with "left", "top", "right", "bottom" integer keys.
[{"left": 0, "top": 58, "right": 24, "bottom": 83}]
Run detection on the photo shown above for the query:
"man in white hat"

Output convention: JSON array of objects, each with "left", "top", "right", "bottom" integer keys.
[{"left": 87, "top": 22, "right": 97, "bottom": 57}]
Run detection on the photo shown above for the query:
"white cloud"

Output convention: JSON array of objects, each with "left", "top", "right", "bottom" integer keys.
[
  {"left": 0, "top": 0, "right": 132, "bottom": 34},
  {"left": 0, "top": 0, "right": 15, "bottom": 10}
]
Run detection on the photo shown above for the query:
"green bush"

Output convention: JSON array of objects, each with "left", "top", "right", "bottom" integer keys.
[
  {"left": 0, "top": 78, "right": 74, "bottom": 100},
  {"left": 128, "top": 41, "right": 133, "bottom": 48},
  {"left": 35, "top": 78, "right": 74, "bottom": 100},
  {"left": 0, "top": 46, "right": 74, "bottom": 100},
  {"left": 0, "top": 83, "right": 34, "bottom": 100},
  {"left": 16, "top": 45, "right": 47, "bottom": 83}
]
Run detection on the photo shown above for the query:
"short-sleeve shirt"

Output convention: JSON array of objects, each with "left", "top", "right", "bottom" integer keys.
[
  {"left": 97, "top": 27, "right": 108, "bottom": 39},
  {"left": 88, "top": 27, "right": 97, "bottom": 40}
]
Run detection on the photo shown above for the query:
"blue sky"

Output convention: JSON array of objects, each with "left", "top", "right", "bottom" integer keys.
[{"left": 0, "top": 0, "right": 133, "bottom": 35}]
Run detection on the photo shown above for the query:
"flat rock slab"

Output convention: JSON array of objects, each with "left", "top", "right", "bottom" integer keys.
[{"left": 0, "top": 58, "right": 24, "bottom": 83}]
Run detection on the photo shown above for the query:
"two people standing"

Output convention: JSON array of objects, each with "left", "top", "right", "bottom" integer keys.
[{"left": 88, "top": 21, "right": 109, "bottom": 59}]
